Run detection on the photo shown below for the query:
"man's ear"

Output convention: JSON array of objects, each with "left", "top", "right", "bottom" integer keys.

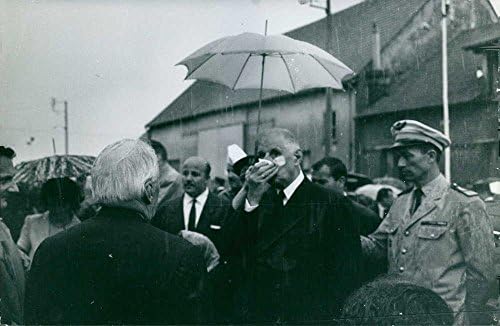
[
  {"left": 142, "top": 178, "right": 155, "bottom": 205},
  {"left": 293, "top": 148, "right": 303, "bottom": 166}
]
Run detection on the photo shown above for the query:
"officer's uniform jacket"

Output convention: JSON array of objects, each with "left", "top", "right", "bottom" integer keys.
[{"left": 362, "top": 174, "right": 495, "bottom": 322}]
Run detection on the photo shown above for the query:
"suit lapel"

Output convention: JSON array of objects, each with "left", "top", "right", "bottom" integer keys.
[
  {"left": 196, "top": 193, "right": 215, "bottom": 233},
  {"left": 256, "top": 180, "right": 308, "bottom": 254},
  {"left": 403, "top": 178, "right": 449, "bottom": 231},
  {"left": 170, "top": 198, "right": 184, "bottom": 233}
]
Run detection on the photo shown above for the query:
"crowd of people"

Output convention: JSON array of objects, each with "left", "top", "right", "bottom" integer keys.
[{"left": 0, "top": 119, "right": 496, "bottom": 325}]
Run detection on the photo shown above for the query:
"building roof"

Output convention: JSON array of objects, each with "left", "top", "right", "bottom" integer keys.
[
  {"left": 462, "top": 22, "right": 500, "bottom": 50},
  {"left": 362, "top": 25, "right": 495, "bottom": 116},
  {"left": 146, "top": 0, "right": 431, "bottom": 128}
]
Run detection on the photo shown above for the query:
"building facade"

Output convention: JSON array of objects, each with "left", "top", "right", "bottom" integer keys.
[
  {"left": 354, "top": 0, "right": 498, "bottom": 184},
  {"left": 146, "top": 0, "right": 498, "bottom": 182}
]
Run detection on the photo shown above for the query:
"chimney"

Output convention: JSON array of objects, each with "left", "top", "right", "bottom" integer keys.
[
  {"left": 470, "top": 0, "right": 477, "bottom": 29},
  {"left": 372, "top": 23, "right": 382, "bottom": 70},
  {"left": 367, "top": 22, "right": 390, "bottom": 104}
]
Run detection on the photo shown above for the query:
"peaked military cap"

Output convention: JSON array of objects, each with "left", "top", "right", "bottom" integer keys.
[{"left": 390, "top": 120, "right": 451, "bottom": 152}]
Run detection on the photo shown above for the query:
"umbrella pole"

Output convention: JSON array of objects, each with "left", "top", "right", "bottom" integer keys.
[
  {"left": 255, "top": 20, "right": 268, "bottom": 143},
  {"left": 256, "top": 54, "right": 266, "bottom": 137}
]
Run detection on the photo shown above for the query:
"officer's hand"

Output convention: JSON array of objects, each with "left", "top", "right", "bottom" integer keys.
[{"left": 246, "top": 161, "right": 279, "bottom": 205}]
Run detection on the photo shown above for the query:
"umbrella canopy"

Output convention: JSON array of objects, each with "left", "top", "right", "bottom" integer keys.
[
  {"left": 355, "top": 184, "right": 402, "bottom": 201},
  {"left": 178, "top": 32, "right": 354, "bottom": 94},
  {"left": 473, "top": 177, "right": 500, "bottom": 196},
  {"left": 14, "top": 155, "right": 95, "bottom": 187}
]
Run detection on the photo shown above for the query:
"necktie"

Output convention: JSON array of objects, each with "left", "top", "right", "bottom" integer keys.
[
  {"left": 277, "top": 190, "right": 286, "bottom": 207},
  {"left": 411, "top": 188, "right": 423, "bottom": 215},
  {"left": 188, "top": 198, "right": 197, "bottom": 231},
  {"left": 383, "top": 208, "right": 389, "bottom": 218}
]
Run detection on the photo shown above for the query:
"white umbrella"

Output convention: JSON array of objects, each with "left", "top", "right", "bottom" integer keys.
[
  {"left": 177, "top": 32, "right": 354, "bottom": 130},
  {"left": 355, "top": 184, "right": 402, "bottom": 201}
]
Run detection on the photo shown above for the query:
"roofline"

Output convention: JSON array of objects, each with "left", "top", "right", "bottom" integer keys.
[
  {"left": 147, "top": 87, "right": 329, "bottom": 130},
  {"left": 357, "top": 0, "right": 433, "bottom": 75},
  {"left": 356, "top": 98, "right": 489, "bottom": 119},
  {"left": 464, "top": 38, "right": 500, "bottom": 50},
  {"left": 284, "top": 0, "right": 364, "bottom": 37},
  {"left": 145, "top": 80, "right": 195, "bottom": 128},
  {"left": 364, "top": 23, "right": 486, "bottom": 113},
  {"left": 462, "top": 22, "right": 500, "bottom": 49}
]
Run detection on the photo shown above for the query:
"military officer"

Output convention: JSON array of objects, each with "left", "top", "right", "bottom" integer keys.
[{"left": 362, "top": 120, "right": 495, "bottom": 325}]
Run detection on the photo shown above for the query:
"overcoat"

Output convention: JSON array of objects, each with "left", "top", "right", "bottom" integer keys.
[
  {"left": 152, "top": 192, "right": 231, "bottom": 255},
  {"left": 24, "top": 206, "right": 206, "bottom": 325},
  {"left": 152, "top": 192, "right": 236, "bottom": 323},
  {"left": 227, "top": 178, "right": 362, "bottom": 323}
]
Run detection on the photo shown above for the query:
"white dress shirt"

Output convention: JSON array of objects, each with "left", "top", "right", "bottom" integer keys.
[
  {"left": 245, "top": 170, "right": 305, "bottom": 211},
  {"left": 377, "top": 203, "right": 386, "bottom": 219},
  {"left": 183, "top": 188, "right": 209, "bottom": 229}
]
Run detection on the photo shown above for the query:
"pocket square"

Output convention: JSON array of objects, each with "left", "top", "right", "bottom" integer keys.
[{"left": 210, "top": 224, "right": 221, "bottom": 230}]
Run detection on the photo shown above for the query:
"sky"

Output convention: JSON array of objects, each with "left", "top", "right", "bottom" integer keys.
[{"left": 1, "top": 0, "right": 499, "bottom": 164}]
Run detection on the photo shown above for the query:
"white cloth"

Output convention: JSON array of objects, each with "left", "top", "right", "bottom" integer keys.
[
  {"left": 182, "top": 188, "right": 209, "bottom": 230},
  {"left": 179, "top": 230, "right": 220, "bottom": 272},
  {"left": 244, "top": 170, "right": 305, "bottom": 212}
]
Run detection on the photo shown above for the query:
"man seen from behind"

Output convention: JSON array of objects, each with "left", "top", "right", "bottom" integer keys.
[{"left": 25, "top": 139, "right": 206, "bottom": 325}]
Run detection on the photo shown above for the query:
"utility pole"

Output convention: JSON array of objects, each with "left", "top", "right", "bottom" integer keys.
[
  {"left": 300, "top": 0, "right": 338, "bottom": 158},
  {"left": 324, "top": 0, "right": 333, "bottom": 157},
  {"left": 64, "top": 101, "right": 68, "bottom": 155},
  {"left": 442, "top": 0, "right": 451, "bottom": 181},
  {"left": 51, "top": 97, "right": 69, "bottom": 155}
]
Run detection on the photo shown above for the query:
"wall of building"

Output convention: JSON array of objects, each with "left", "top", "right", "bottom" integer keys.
[
  {"left": 243, "top": 91, "right": 353, "bottom": 168},
  {"left": 355, "top": 101, "right": 497, "bottom": 184},
  {"left": 356, "top": 0, "right": 497, "bottom": 114},
  {"left": 352, "top": 0, "right": 498, "bottom": 184},
  {"left": 149, "top": 90, "right": 353, "bottom": 177}
]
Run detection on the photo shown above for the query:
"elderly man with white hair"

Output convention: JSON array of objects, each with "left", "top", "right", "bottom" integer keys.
[{"left": 24, "top": 139, "right": 206, "bottom": 325}]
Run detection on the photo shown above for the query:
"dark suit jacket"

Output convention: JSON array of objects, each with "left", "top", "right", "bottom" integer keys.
[
  {"left": 152, "top": 193, "right": 237, "bottom": 323},
  {"left": 152, "top": 192, "right": 232, "bottom": 256},
  {"left": 350, "top": 199, "right": 381, "bottom": 236},
  {"left": 227, "top": 179, "right": 362, "bottom": 323},
  {"left": 24, "top": 206, "right": 206, "bottom": 325}
]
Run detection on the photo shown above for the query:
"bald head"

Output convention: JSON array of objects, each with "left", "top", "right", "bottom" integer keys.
[{"left": 182, "top": 156, "right": 211, "bottom": 198}]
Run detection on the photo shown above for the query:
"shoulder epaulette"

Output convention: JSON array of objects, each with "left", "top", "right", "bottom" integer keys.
[
  {"left": 451, "top": 183, "right": 478, "bottom": 197},
  {"left": 398, "top": 187, "right": 413, "bottom": 197}
]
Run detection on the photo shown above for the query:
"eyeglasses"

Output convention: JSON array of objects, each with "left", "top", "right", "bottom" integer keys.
[{"left": 256, "top": 148, "right": 282, "bottom": 160}]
